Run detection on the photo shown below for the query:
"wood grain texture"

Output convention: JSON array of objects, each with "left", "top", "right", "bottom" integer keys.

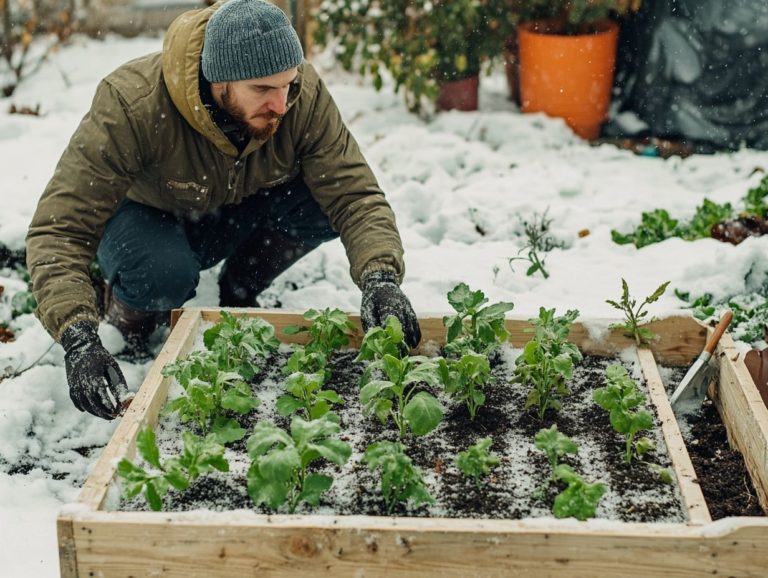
[
  {"left": 714, "top": 333, "right": 768, "bottom": 512},
  {"left": 71, "top": 513, "right": 768, "bottom": 578},
  {"left": 76, "top": 309, "right": 202, "bottom": 511},
  {"left": 637, "top": 348, "right": 711, "bottom": 523},
  {"left": 57, "top": 516, "right": 77, "bottom": 578}
]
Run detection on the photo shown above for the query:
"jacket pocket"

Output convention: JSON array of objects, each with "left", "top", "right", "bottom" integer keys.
[{"left": 164, "top": 178, "right": 210, "bottom": 209}]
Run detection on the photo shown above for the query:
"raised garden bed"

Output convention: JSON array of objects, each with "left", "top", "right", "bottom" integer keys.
[{"left": 58, "top": 310, "right": 768, "bottom": 577}]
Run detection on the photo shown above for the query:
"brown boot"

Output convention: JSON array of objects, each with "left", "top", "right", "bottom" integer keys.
[
  {"left": 104, "top": 284, "right": 167, "bottom": 361},
  {"left": 218, "top": 231, "right": 314, "bottom": 307}
]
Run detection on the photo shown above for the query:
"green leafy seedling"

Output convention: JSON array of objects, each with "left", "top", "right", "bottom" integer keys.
[
  {"left": 162, "top": 349, "right": 258, "bottom": 437},
  {"left": 246, "top": 413, "right": 351, "bottom": 513},
  {"left": 592, "top": 364, "right": 654, "bottom": 463},
  {"left": 606, "top": 278, "right": 670, "bottom": 347},
  {"left": 117, "top": 427, "right": 229, "bottom": 511},
  {"left": 456, "top": 437, "right": 500, "bottom": 488},
  {"left": 438, "top": 352, "right": 491, "bottom": 420},
  {"left": 552, "top": 464, "right": 606, "bottom": 521},
  {"left": 512, "top": 308, "right": 582, "bottom": 420},
  {"left": 362, "top": 441, "right": 434, "bottom": 514},
  {"left": 355, "top": 314, "right": 409, "bottom": 363},
  {"left": 284, "top": 307, "right": 357, "bottom": 358},
  {"left": 534, "top": 425, "right": 578, "bottom": 470},
  {"left": 203, "top": 312, "right": 280, "bottom": 379},
  {"left": 276, "top": 370, "right": 344, "bottom": 420},
  {"left": 508, "top": 209, "right": 562, "bottom": 279},
  {"left": 442, "top": 283, "right": 514, "bottom": 357},
  {"left": 359, "top": 349, "right": 444, "bottom": 439}
]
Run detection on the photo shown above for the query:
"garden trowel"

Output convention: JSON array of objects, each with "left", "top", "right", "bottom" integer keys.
[{"left": 669, "top": 310, "right": 733, "bottom": 416}]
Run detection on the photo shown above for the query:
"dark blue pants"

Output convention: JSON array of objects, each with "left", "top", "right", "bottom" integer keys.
[{"left": 97, "top": 177, "right": 339, "bottom": 311}]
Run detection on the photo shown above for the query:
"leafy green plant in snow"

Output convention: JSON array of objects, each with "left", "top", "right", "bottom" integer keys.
[
  {"left": 512, "top": 308, "right": 582, "bottom": 420},
  {"left": 611, "top": 208, "right": 681, "bottom": 248},
  {"left": 676, "top": 288, "right": 768, "bottom": 345},
  {"left": 606, "top": 278, "right": 670, "bottom": 347},
  {"left": 276, "top": 370, "right": 344, "bottom": 420},
  {"left": 203, "top": 311, "right": 280, "bottom": 380},
  {"left": 534, "top": 425, "right": 578, "bottom": 470},
  {"left": 456, "top": 437, "right": 500, "bottom": 488},
  {"left": 161, "top": 349, "right": 259, "bottom": 440},
  {"left": 551, "top": 464, "right": 606, "bottom": 521},
  {"left": 355, "top": 314, "right": 409, "bottom": 364},
  {"left": 359, "top": 348, "right": 444, "bottom": 439},
  {"left": 362, "top": 441, "right": 434, "bottom": 514},
  {"left": 438, "top": 352, "right": 491, "bottom": 420},
  {"left": 117, "top": 426, "right": 229, "bottom": 511},
  {"left": 743, "top": 174, "right": 768, "bottom": 217},
  {"left": 508, "top": 209, "right": 562, "bottom": 279},
  {"left": 284, "top": 307, "right": 357, "bottom": 358},
  {"left": 246, "top": 413, "right": 351, "bottom": 513},
  {"left": 592, "top": 364, "right": 654, "bottom": 463},
  {"left": 442, "top": 282, "right": 514, "bottom": 357}
]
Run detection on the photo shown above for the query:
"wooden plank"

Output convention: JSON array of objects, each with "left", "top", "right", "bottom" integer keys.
[
  {"left": 714, "top": 333, "right": 768, "bottom": 512},
  {"left": 190, "top": 308, "right": 706, "bottom": 365},
  {"left": 637, "top": 348, "right": 711, "bottom": 523},
  {"left": 74, "top": 309, "right": 202, "bottom": 511},
  {"left": 57, "top": 516, "right": 77, "bottom": 578},
  {"left": 70, "top": 513, "right": 768, "bottom": 578}
]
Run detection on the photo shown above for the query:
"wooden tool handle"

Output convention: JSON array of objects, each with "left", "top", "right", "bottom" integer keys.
[{"left": 704, "top": 310, "right": 733, "bottom": 354}]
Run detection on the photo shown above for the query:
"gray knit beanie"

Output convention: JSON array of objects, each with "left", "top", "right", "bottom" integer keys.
[{"left": 202, "top": 0, "right": 304, "bottom": 82}]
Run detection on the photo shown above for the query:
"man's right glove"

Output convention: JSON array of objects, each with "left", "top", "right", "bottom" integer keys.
[
  {"left": 61, "top": 320, "right": 130, "bottom": 420},
  {"left": 360, "top": 271, "right": 422, "bottom": 348}
]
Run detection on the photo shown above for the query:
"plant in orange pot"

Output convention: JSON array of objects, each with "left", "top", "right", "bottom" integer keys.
[{"left": 514, "top": 0, "right": 642, "bottom": 139}]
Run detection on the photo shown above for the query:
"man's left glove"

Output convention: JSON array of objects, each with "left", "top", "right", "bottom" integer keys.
[
  {"left": 61, "top": 320, "right": 131, "bottom": 420},
  {"left": 360, "top": 271, "right": 421, "bottom": 348}
]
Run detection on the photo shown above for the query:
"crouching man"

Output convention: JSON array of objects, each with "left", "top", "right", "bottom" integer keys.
[{"left": 26, "top": 0, "right": 420, "bottom": 420}]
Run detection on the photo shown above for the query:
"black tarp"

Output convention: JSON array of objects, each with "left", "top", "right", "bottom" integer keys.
[{"left": 612, "top": 0, "right": 768, "bottom": 150}]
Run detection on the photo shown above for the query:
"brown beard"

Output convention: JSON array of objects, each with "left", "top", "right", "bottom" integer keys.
[{"left": 221, "top": 85, "right": 282, "bottom": 140}]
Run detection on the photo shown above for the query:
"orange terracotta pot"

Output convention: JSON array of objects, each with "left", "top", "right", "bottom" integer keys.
[
  {"left": 437, "top": 75, "right": 479, "bottom": 112},
  {"left": 517, "top": 19, "right": 619, "bottom": 140}
]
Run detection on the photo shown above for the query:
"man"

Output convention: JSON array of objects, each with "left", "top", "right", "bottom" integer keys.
[{"left": 26, "top": 0, "right": 421, "bottom": 420}]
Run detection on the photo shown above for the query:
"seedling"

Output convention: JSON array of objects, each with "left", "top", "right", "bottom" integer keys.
[
  {"left": 513, "top": 308, "right": 582, "bottom": 419},
  {"left": 456, "top": 437, "right": 500, "bottom": 488},
  {"left": 246, "top": 413, "right": 351, "bottom": 513},
  {"left": 283, "top": 345, "right": 330, "bottom": 379},
  {"left": 534, "top": 425, "right": 578, "bottom": 470},
  {"left": 362, "top": 441, "right": 434, "bottom": 514},
  {"left": 359, "top": 349, "right": 444, "bottom": 439},
  {"left": 355, "top": 314, "right": 409, "bottom": 364},
  {"left": 592, "top": 364, "right": 654, "bottom": 463},
  {"left": 606, "top": 278, "right": 670, "bottom": 347},
  {"left": 203, "top": 311, "right": 280, "bottom": 379},
  {"left": 442, "top": 283, "right": 514, "bottom": 357},
  {"left": 162, "top": 349, "right": 259, "bottom": 438},
  {"left": 508, "top": 209, "right": 562, "bottom": 279},
  {"left": 438, "top": 352, "right": 491, "bottom": 419},
  {"left": 552, "top": 464, "right": 606, "bottom": 521},
  {"left": 276, "top": 370, "right": 344, "bottom": 420},
  {"left": 117, "top": 427, "right": 229, "bottom": 511},
  {"left": 284, "top": 307, "right": 357, "bottom": 357}
]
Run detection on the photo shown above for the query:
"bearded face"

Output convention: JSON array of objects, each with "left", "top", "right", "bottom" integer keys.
[{"left": 220, "top": 83, "right": 283, "bottom": 140}]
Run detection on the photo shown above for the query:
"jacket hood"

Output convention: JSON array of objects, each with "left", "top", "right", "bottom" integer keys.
[{"left": 161, "top": 3, "right": 304, "bottom": 156}]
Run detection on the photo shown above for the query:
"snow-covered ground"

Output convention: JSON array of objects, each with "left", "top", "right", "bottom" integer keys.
[{"left": 1, "top": 33, "right": 767, "bottom": 576}]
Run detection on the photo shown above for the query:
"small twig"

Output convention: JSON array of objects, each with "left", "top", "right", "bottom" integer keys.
[{"left": 3, "top": 340, "right": 56, "bottom": 380}]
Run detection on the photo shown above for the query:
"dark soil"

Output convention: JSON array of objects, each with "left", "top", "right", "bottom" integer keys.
[
  {"left": 122, "top": 347, "right": 692, "bottom": 523},
  {"left": 661, "top": 366, "right": 764, "bottom": 519}
]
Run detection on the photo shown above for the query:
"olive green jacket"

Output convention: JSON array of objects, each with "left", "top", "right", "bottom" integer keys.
[{"left": 26, "top": 4, "right": 404, "bottom": 341}]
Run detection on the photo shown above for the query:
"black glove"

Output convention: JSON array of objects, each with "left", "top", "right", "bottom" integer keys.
[
  {"left": 61, "top": 321, "right": 130, "bottom": 420},
  {"left": 360, "top": 271, "right": 422, "bottom": 348}
]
